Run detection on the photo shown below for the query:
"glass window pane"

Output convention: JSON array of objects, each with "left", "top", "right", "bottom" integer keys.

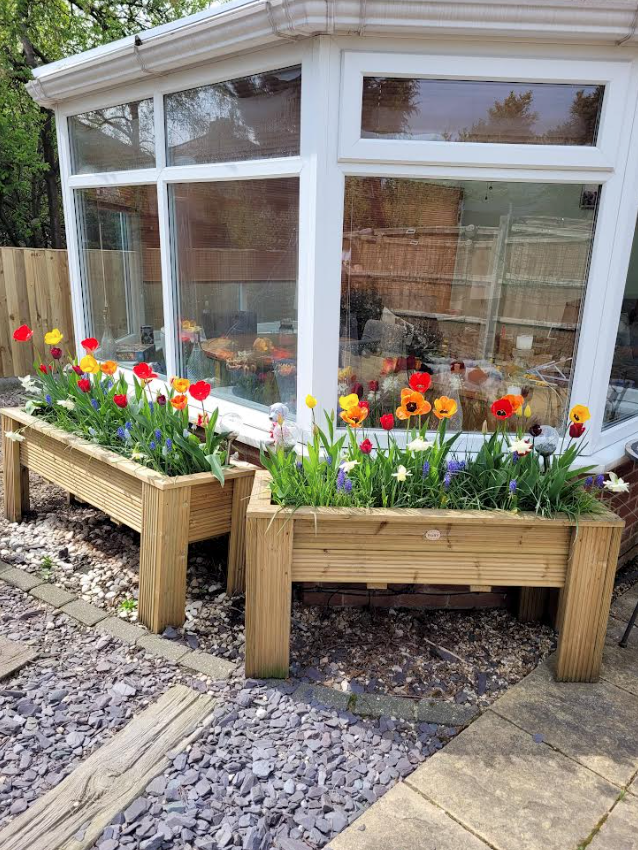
[
  {"left": 361, "top": 78, "right": 604, "bottom": 146},
  {"left": 165, "top": 66, "right": 301, "bottom": 165},
  {"left": 170, "top": 179, "right": 299, "bottom": 413},
  {"left": 76, "top": 186, "right": 165, "bottom": 375},
  {"left": 340, "top": 177, "right": 599, "bottom": 431},
  {"left": 69, "top": 100, "right": 155, "bottom": 173},
  {"left": 605, "top": 216, "right": 638, "bottom": 427}
]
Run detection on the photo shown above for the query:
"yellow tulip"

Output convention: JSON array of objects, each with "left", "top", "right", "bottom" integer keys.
[
  {"left": 339, "top": 393, "right": 359, "bottom": 411},
  {"left": 79, "top": 354, "right": 99, "bottom": 374},
  {"left": 44, "top": 328, "right": 63, "bottom": 345},
  {"left": 172, "top": 377, "right": 190, "bottom": 394},
  {"left": 523, "top": 404, "right": 532, "bottom": 418},
  {"left": 305, "top": 394, "right": 317, "bottom": 409},
  {"left": 569, "top": 404, "right": 590, "bottom": 425}
]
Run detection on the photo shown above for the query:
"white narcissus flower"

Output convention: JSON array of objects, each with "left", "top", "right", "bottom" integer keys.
[
  {"left": 408, "top": 438, "right": 434, "bottom": 452},
  {"left": 604, "top": 472, "right": 630, "bottom": 494},
  {"left": 4, "top": 431, "right": 24, "bottom": 442},
  {"left": 509, "top": 437, "right": 533, "bottom": 456},
  {"left": 57, "top": 398, "right": 76, "bottom": 411},
  {"left": 392, "top": 465, "right": 412, "bottom": 482},
  {"left": 130, "top": 450, "right": 146, "bottom": 461},
  {"left": 340, "top": 460, "right": 359, "bottom": 473}
]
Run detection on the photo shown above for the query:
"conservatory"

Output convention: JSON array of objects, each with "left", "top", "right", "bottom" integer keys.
[{"left": 25, "top": 0, "right": 638, "bottom": 467}]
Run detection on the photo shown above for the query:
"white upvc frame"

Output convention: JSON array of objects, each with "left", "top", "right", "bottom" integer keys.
[{"left": 339, "top": 52, "right": 631, "bottom": 172}]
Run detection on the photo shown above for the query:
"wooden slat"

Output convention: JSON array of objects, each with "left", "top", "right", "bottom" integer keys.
[
  {"left": 556, "top": 524, "right": 623, "bottom": 682},
  {"left": 245, "top": 515, "right": 293, "bottom": 679},
  {"left": 0, "top": 685, "right": 214, "bottom": 850},
  {"left": 2, "top": 415, "right": 23, "bottom": 523},
  {"left": 227, "top": 471, "right": 256, "bottom": 595},
  {"left": 0, "top": 636, "right": 36, "bottom": 680},
  {"left": 187, "top": 480, "right": 232, "bottom": 542},
  {"left": 518, "top": 587, "right": 549, "bottom": 622},
  {"left": 138, "top": 484, "right": 191, "bottom": 632}
]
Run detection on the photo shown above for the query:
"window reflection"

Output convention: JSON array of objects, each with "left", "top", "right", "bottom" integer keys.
[
  {"left": 166, "top": 66, "right": 301, "bottom": 166},
  {"left": 340, "top": 177, "right": 599, "bottom": 431},
  {"left": 76, "top": 186, "right": 165, "bottom": 374},
  {"left": 605, "top": 216, "right": 638, "bottom": 427},
  {"left": 169, "top": 179, "right": 299, "bottom": 414},
  {"left": 69, "top": 100, "right": 155, "bottom": 174},
  {"left": 361, "top": 78, "right": 603, "bottom": 146}
]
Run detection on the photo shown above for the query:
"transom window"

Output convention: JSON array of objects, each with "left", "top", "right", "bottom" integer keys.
[{"left": 69, "top": 99, "right": 155, "bottom": 174}]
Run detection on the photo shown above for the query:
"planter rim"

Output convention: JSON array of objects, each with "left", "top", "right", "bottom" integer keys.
[
  {"left": 1, "top": 406, "right": 256, "bottom": 491},
  {"left": 248, "top": 470, "right": 623, "bottom": 528}
]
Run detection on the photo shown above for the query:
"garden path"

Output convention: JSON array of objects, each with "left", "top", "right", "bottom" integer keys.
[{"left": 329, "top": 583, "right": 638, "bottom": 850}]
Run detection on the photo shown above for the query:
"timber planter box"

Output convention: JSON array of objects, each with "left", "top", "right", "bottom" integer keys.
[
  {"left": 245, "top": 470, "right": 624, "bottom": 682},
  {"left": 1, "top": 407, "right": 255, "bottom": 632}
]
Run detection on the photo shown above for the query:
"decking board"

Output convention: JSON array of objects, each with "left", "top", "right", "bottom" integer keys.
[{"left": 0, "top": 636, "right": 37, "bottom": 679}]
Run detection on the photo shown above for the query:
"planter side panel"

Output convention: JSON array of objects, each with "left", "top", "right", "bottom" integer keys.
[
  {"left": 291, "top": 518, "right": 571, "bottom": 587},
  {"left": 187, "top": 480, "right": 233, "bottom": 543},
  {"left": 19, "top": 431, "right": 143, "bottom": 530}
]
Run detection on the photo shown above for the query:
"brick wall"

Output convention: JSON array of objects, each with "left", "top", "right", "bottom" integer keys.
[{"left": 603, "top": 456, "right": 638, "bottom": 566}]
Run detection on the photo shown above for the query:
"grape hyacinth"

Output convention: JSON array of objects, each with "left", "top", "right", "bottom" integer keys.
[
  {"left": 336, "top": 468, "right": 346, "bottom": 491},
  {"left": 509, "top": 479, "right": 517, "bottom": 494},
  {"left": 149, "top": 440, "right": 156, "bottom": 451},
  {"left": 116, "top": 426, "right": 126, "bottom": 440},
  {"left": 585, "top": 475, "right": 594, "bottom": 489},
  {"left": 165, "top": 437, "right": 173, "bottom": 451},
  {"left": 595, "top": 473, "right": 605, "bottom": 489},
  {"left": 90, "top": 398, "right": 99, "bottom": 410},
  {"left": 422, "top": 461, "right": 430, "bottom": 477},
  {"left": 155, "top": 428, "right": 162, "bottom": 441},
  {"left": 443, "top": 472, "right": 452, "bottom": 490}
]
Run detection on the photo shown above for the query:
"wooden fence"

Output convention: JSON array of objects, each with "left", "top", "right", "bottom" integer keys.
[{"left": 0, "top": 248, "right": 74, "bottom": 378}]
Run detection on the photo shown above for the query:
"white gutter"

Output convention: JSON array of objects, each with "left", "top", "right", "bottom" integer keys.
[{"left": 27, "top": 0, "right": 638, "bottom": 107}]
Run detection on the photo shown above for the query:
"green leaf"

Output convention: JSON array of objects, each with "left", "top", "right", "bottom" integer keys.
[{"left": 205, "top": 453, "right": 225, "bottom": 485}]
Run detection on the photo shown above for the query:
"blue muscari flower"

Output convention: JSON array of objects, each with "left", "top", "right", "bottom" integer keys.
[
  {"left": 45, "top": 394, "right": 52, "bottom": 404},
  {"left": 125, "top": 421, "right": 132, "bottom": 431},
  {"left": 165, "top": 437, "right": 173, "bottom": 450},
  {"left": 585, "top": 475, "right": 594, "bottom": 489},
  {"left": 447, "top": 459, "right": 464, "bottom": 475},
  {"left": 116, "top": 426, "right": 126, "bottom": 440},
  {"left": 148, "top": 401, "right": 154, "bottom": 411},
  {"left": 149, "top": 440, "right": 156, "bottom": 450},
  {"left": 336, "top": 468, "right": 346, "bottom": 491},
  {"left": 509, "top": 479, "right": 517, "bottom": 494},
  {"left": 90, "top": 398, "right": 99, "bottom": 410},
  {"left": 512, "top": 451, "right": 519, "bottom": 464},
  {"left": 595, "top": 473, "right": 605, "bottom": 489},
  {"left": 344, "top": 477, "right": 353, "bottom": 494},
  {"left": 326, "top": 455, "right": 333, "bottom": 466},
  {"left": 296, "top": 460, "right": 303, "bottom": 471},
  {"left": 443, "top": 472, "right": 452, "bottom": 490},
  {"left": 155, "top": 428, "right": 161, "bottom": 440},
  {"left": 422, "top": 461, "right": 430, "bottom": 477}
]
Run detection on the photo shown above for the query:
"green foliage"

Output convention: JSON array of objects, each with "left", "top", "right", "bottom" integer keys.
[
  {"left": 0, "top": 0, "right": 214, "bottom": 247},
  {"left": 40, "top": 554, "right": 54, "bottom": 577},
  {"left": 118, "top": 597, "right": 137, "bottom": 613},
  {"left": 262, "top": 412, "right": 604, "bottom": 518},
  {"left": 22, "top": 361, "right": 233, "bottom": 480}
]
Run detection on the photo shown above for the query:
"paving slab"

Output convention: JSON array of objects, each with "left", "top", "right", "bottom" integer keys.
[
  {"left": 328, "top": 782, "right": 491, "bottom": 850},
  {"left": 137, "top": 634, "right": 191, "bottom": 663},
  {"left": 293, "top": 684, "right": 351, "bottom": 712},
  {"left": 180, "top": 649, "right": 236, "bottom": 679},
  {"left": 406, "top": 711, "right": 620, "bottom": 850},
  {"left": 95, "top": 616, "right": 147, "bottom": 645},
  {"left": 353, "top": 693, "right": 415, "bottom": 721},
  {"left": 29, "top": 582, "right": 76, "bottom": 608},
  {"left": 0, "top": 560, "right": 12, "bottom": 574},
  {"left": 60, "top": 599, "right": 109, "bottom": 626},
  {"left": 0, "top": 635, "right": 37, "bottom": 679},
  {"left": 602, "top": 618, "right": 638, "bottom": 697},
  {"left": 610, "top": 587, "right": 638, "bottom": 626},
  {"left": 490, "top": 660, "right": 638, "bottom": 787},
  {"left": 416, "top": 700, "right": 478, "bottom": 726},
  {"left": 588, "top": 794, "right": 638, "bottom": 850},
  {"left": 0, "top": 567, "right": 43, "bottom": 591}
]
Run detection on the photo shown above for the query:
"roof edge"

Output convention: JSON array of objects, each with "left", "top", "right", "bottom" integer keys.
[{"left": 27, "top": 0, "right": 638, "bottom": 108}]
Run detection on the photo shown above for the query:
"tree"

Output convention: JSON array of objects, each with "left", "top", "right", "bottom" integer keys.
[
  {"left": 0, "top": 0, "right": 213, "bottom": 248},
  {"left": 459, "top": 90, "right": 539, "bottom": 144}
]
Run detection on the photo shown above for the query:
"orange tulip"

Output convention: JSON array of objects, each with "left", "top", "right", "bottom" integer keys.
[
  {"left": 100, "top": 360, "right": 117, "bottom": 376},
  {"left": 171, "top": 394, "right": 188, "bottom": 410},
  {"left": 504, "top": 393, "right": 524, "bottom": 414},
  {"left": 339, "top": 405, "right": 368, "bottom": 428},
  {"left": 396, "top": 389, "right": 431, "bottom": 420},
  {"left": 172, "top": 377, "right": 190, "bottom": 394},
  {"left": 433, "top": 396, "right": 458, "bottom": 419}
]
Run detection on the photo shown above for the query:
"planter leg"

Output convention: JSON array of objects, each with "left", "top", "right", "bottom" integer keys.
[
  {"left": 518, "top": 587, "right": 548, "bottom": 622},
  {"left": 226, "top": 474, "right": 255, "bottom": 596},
  {"left": 245, "top": 515, "right": 293, "bottom": 678},
  {"left": 2, "top": 416, "right": 24, "bottom": 522},
  {"left": 556, "top": 524, "right": 622, "bottom": 682},
  {"left": 138, "top": 484, "right": 191, "bottom": 633}
]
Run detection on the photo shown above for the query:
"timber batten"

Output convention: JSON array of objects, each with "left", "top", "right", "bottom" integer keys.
[
  {"left": 245, "top": 471, "right": 623, "bottom": 682},
  {"left": 1, "top": 407, "right": 255, "bottom": 632}
]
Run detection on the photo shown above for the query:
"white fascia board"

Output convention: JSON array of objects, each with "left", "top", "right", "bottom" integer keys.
[{"left": 27, "top": 0, "right": 638, "bottom": 109}]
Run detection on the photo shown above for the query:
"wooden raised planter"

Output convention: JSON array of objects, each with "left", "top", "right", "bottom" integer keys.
[
  {"left": 245, "top": 470, "right": 624, "bottom": 682},
  {"left": 1, "top": 407, "right": 255, "bottom": 632}
]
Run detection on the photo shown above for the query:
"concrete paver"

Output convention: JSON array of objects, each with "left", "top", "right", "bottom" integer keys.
[
  {"left": 1, "top": 567, "right": 43, "bottom": 591},
  {"left": 406, "top": 711, "right": 620, "bottom": 850},
  {"left": 29, "top": 582, "right": 76, "bottom": 608},
  {"left": 602, "top": 617, "right": 638, "bottom": 697},
  {"left": 60, "top": 599, "right": 109, "bottom": 626},
  {"left": 588, "top": 794, "right": 638, "bottom": 849},
  {"left": 180, "top": 649, "right": 236, "bottom": 679},
  {"left": 490, "top": 659, "right": 638, "bottom": 786},
  {"left": 328, "top": 782, "right": 491, "bottom": 850},
  {"left": 95, "top": 616, "right": 147, "bottom": 645},
  {"left": 137, "top": 634, "right": 191, "bottom": 663}
]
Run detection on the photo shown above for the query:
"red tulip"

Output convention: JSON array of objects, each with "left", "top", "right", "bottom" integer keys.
[
  {"left": 156, "top": 394, "right": 167, "bottom": 406},
  {"left": 132, "top": 362, "right": 158, "bottom": 382},
  {"left": 491, "top": 398, "right": 514, "bottom": 420},
  {"left": 189, "top": 380, "right": 211, "bottom": 402},
  {"left": 39, "top": 364, "right": 49, "bottom": 374},
  {"left": 77, "top": 378, "right": 91, "bottom": 393},
  {"left": 81, "top": 337, "right": 99, "bottom": 352},
  {"left": 406, "top": 355, "right": 417, "bottom": 371},
  {"left": 569, "top": 422, "right": 586, "bottom": 438},
  {"left": 50, "top": 347, "right": 63, "bottom": 360},
  {"left": 360, "top": 438, "right": 373, "bottom": 454},
  {"left": 352, "top": 383, "right": 364, "bottom": 399},
  {"left": 13, "top": 324, "right": 33, "bottom": 342},
  {"left": 409, "top": 372, "right": 431, "bottom": 393},
  {"left": 368, "top": 380, "right": 379, "bottom": 392},
  {"left": 380, "top": 413, "right": 395, "bottom": 431},
  {"left": 359, "top": 399, "right": 370, "bottom": 411},
  {"left": 113, "top": 394, "right": 128, "bottom": 409},
  {"left": 71, "top": 364, "right": 83, "bottom": 375}
]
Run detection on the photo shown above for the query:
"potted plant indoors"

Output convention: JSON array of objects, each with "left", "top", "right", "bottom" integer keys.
[
  {"left": 2, "top": 325, "right": 255, "bottom": 632},
  {"left": 245, "top": 379, "right": 626, "bottom": 682}
]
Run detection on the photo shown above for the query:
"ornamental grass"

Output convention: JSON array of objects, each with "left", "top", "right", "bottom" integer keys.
[
  {"left": 262, "top": 380, "right": 629, "bottom": 518},
  {"left": 11, "top": 326, "right": 236, "bottom": 481}
]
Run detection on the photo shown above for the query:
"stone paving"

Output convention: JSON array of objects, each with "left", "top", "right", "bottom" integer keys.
[{"left": 329, "top": 584, "right": 638, "bottom": 850}]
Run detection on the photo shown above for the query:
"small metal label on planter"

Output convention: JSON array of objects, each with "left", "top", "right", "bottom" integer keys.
[{"left": 425, "top": 529, "right": 441, "bottom": 541}]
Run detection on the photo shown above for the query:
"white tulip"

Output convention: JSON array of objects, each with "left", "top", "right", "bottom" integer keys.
[
  {"left": 57, "top": 398, "right": 76, "bottom": 411},
  {"left": 407, "top": 438, "right": 434, "bottom": 452}
]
